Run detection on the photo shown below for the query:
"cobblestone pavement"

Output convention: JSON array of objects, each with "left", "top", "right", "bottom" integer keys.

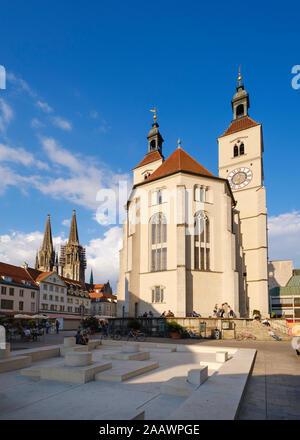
[{"left": 10, "top": 331, "right": 300, "bottom": 420}]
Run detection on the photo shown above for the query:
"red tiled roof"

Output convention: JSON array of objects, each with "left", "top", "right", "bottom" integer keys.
[
  {"left": 89, "top": 291, "right": 117, "bottom": 300},
  {"left": 144, "top": 147, "right": 215, "bottom": 182},
  {"left": 219, "top": 116, "right": 260, "bottom": 138},
  {"left": 134, "top": 150, "right": 164, "bottom": 169},
  {"left": 0, "top": 262, "right": 39, "bottom": 287}
]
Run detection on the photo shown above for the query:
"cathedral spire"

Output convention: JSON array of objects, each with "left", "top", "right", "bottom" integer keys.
[
  {"left": 42, "top": 214, "right": 54, "bottom": 252},
  {"left": 68, "top": 209, "right": 79, "bottom": 244}
]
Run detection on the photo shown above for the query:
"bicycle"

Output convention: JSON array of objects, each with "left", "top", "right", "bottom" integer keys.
[
  {"left": 126, "top": 329, "right": 146, "bottom": 342},
  {"left": 100, "top": 329, "right": 122, "bottom": 341},
  {"left": 236, "top": 332, "right": 256, "bottom": 341}
]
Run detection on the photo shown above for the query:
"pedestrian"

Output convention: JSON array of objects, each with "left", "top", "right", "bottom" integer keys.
[
  {"left": 213, "top": 304, "right": 218, "bottom": 317},
  {"left": 268, "top": 329, "right": 281, "bottom": 341},
  {"left": 45, "top": 320, "right": 50, "bottom": 334},
  {"left": 55, "top": 319, "right": 60, "bottom": 334},
  {"left": 223, "top": 303, "right": 229, "bottom": 318},
  {"left": 228, "top": 306, "right": 234, "bottom": 318}
]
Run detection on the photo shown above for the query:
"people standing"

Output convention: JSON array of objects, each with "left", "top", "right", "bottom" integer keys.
[
  {"left": 213, "top": 304, "right": 218, "bottom": 317},
  {"left": 45, "top": 320, "right": 50, "bottom": 334},
  {"left": 55, "top": 319, "right": 60, "bottom": 334}
]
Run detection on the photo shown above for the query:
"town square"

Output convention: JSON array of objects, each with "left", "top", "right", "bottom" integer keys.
[{"left": 0, "top": 0, "right": 299, "bottom": 429}]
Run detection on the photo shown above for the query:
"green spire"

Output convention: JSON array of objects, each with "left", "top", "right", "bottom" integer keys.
[{"left": 90, "top": 269, "right": 94, "bottom": 286}]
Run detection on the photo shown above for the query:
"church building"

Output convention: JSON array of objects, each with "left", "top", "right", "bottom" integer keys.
[
  {"left": 35, "top": 209, "right": 86, "bottom": 283},
  {"left": 117, "top": 74, "right": 269, "bottom": 318}
]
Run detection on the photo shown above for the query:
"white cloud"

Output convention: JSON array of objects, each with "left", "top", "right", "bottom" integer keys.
[
  {"left": 268, "top": 211, "right": 300, "bottom": 268},
  {"left": 86, "top": 226, "right": 123, "bottom": 288},
  {"left": 40, "top": 137, "right": 81, "bottom": 172},
  {"left": 0, "top": 98, "right": 13, "bottom": 132},
  {"left": 36, "top": 100, "right": 53, "bottom": 113},
  {"left": 98, "top": 119, "right": 111, "bottom": 133},
  {"left": 6, "top": 72, "right": 37, "bottom": 98},
  {"left": 62, "top": 219, "right": 71, "bottom": 227},
  {"left": 31, "top": 118, "right": 45, "bottom": 128},
  {"left": 0, "top": 143, "right": 48, "bottom": 170},
  {"left": 52, "top": 116, "right": 72, "bottom": 131}
]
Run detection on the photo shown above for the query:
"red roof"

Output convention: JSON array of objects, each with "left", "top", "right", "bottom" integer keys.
[
  {"left": 144, "top": 147, "right": 215, "bottom": 182},
  {"left": 89, "top": 291, "right": 117, "bottom": 300},
  {"left": 134, "top": 150, "right": 164, "bottom": 169},
  {"left": 0, "top": 262, "right": 39, "bottom": 287},
  {"left": 219, "top": 116, "right": 260, "bottom": 138}
]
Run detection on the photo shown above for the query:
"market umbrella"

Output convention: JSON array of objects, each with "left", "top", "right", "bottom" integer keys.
[
  {"left": 32, "top": 314, "right": 49, "bottom": 319},
  {"left": 14, "top": 314, "right": 33, "bottom": 319}
]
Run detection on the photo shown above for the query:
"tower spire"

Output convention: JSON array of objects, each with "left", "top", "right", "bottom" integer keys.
[
  {"left": 68, "top": 209, "right": 79, "bottom": 244},
  {"left": 147, "top": 109, "right": 164, "bottom": 154},
  {"left": 42, "top": 213, "right": 54, "bottom": 252},
  {"left": 231, "top": 67, "right": 250, "bottom": 120}
]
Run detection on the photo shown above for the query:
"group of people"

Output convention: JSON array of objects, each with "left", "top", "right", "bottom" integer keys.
[
  {"left": 160, "top": 310, "right": 175, "bottom": 317},
  {"left": 45, "top": 319, "right": 60, "bottom": 334},
  {"left": 142, "top": 311, "right": 154, "bottom": 318},
  {"left": 75, "top": 329, "right": 90, "bottom": 345},
  {"left": 213, "top": 303, "right": 235, "bottom": 318}
]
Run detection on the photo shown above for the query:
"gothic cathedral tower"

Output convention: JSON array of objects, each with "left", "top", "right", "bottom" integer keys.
[
  {"left": 35, "top": 214, "right": 56, "bottom": 272},
  {"left": 218, "top": 73, "right": 269, "bottom": 317},
  {"left": 60, "top": 209, "right": 86, "bottom": 283}
]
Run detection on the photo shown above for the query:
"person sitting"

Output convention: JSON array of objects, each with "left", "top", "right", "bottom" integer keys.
[
  {"left": 228, "top": 306, "right": 234, "bottom": 318},
  {"left": 75, "top": 330, "right": 84, "bottom": 345},
  {"left": 147, "top": 311, "right": 153, "bottom": 318},
  {"left": 82, "top": 331, "right": 89, "bottom": 345},
  {"left": 192, "top": 311, "right": 200, "bottom": 317},
  {"left": 268, "top": 329, "right": 281, "bottom": 341},
  {"left": 160, "top": 311, "right": 166, "bottom": 317},
  {"left": 166, "top": 310, "right": 174, "bottom": 317},
  {"left": 262, "top": 318, "right": 270, "bottom": 326},
  {"left": 142, "top": 312, "right": 147, "bottom": 317}
]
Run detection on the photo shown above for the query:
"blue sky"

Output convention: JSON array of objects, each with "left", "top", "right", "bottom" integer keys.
[{"left": 0, "top": 0, "right": 300, "bottom": 286}]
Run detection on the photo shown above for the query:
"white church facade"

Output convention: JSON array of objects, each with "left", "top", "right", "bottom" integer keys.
[{"left": 117, "top": 76, "right": 269, "bottom": 318}]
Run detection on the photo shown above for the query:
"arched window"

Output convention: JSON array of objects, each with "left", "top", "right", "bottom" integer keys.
[
  {"left": 194, "top": 211, "right": 210, "bottom": 271},
  {"left": 233, "top": 145, "right": 239, "bottom": 157},
  {"left": 236, "top": 104, "right": 244, "bottom": 118},
  {"left": 151, "top": 286, "right": 164, "bottom": 303},
  {"left": 150, "top": 213, "right": 167, "bottom": 271},
  {"left": 150, "top": 140, "right": 156, "bottom": 150},
  {"left": 239, "top": 143, "right": 244, "bottom": 155}
]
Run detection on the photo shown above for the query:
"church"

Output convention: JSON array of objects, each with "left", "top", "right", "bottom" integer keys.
[
  {"left": 117, "top": 74, "right": 269, "bottom": 318},
  {"left": 35, "top": 209, "right": 87, "bottom": 283}
]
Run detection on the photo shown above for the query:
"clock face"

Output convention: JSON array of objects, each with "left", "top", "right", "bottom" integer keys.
[{"left": 227, "top": 167, "right": 252, "bottom": 190}]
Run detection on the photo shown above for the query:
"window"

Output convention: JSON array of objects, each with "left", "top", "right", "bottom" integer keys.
[
  {"left": 194, "top": 211, "right": 210, "bottom": 271},
  {"left": 55, "top": 296, "right": 59, "bottom": 302},
  {"left": 19, "top": 301, "right": 24, "bottom": 311},
  {"left": 1, "top": 299, "right": 13, "bottom": 310},
  {"left": 233, "top": 142, "right": 245, "bottom": 157},
  {"left": 49, "top": 285, "right": 53, "bottom": 292},
  {"left": 151, "top": 189, "right": 166, "bottom": 206},
  {"left": 50, "top": 305, "right": 54, "bottom": 311},
  {"left": 9, "top": 288, "right": 14, "bottom": 296},
  {"left": 49, "top": 295, "right": 53, "bottom": 301},
  {"left": 19, "top": 289, "right": 24, "bottom": 297},
  {"left": 31, "top": 292, "right": 35, "bottom": 299},
  {"left": 194, "top": 186, "right": 206, "bottom": 202},
  {"left": 3, "top": 276, "right": 12, "bottom": 282},
  {"left": 67, "top": 306, "right": 72, "bottom": 312},
  {"left": 1, "top": 286, "right": 7, "bottom": 295},
  {"left": 151, "top": 286, "right": 164, "bottom": 303},
  {"left": 55, "top": 287, "right": 58, "bottom": 292},
  {"left": 61, "top": 288, "right": 64, "bottom": 293},
  {"left": 43, "top": 294, "right": 47, "bottom": 300},
  {"left": 236, "top": 104, "right": 244, "bottom": 118},
  {"left": 60, "top": 305, "right": 64, "bottom": 312},
  {"left": 150, "top": 213, "right": 167, "bottom": 271},
  {"left": 43, "top": 284, "right": 48, "bottom": 290},
  {"left": 61, "top": 297, "right": 64, "bottom": 302},
  {"left": 31, "top": 303, "right": 35, "bottom": 312},
  {"left": 42, "top": 304, "right": 48, "bottom": 310}
]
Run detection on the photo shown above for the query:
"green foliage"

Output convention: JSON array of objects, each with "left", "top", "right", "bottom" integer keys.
[
  {"left": 81, "top": 316, "right": 99, "bottom": 331},
  {"left": 127, "top": 318, "right": 141, "bottom": 330},
  {"left": 167, "top": 321, "right": 184, "bottom": 333},
  {"left": 253, "top": 309, "right": 261, "bottom": 316}
]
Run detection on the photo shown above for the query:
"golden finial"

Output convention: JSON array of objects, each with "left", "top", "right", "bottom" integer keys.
[
  {"left": 177, "top": 138, "right": 181, "bottom": 149},
  {"left": 238, "top": 65, "right": 242, "bottom": 85},
  {"left": 150, "top": 108, "right": 157, "bottom": 122}
]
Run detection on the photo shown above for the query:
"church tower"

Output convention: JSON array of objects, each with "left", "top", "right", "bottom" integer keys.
[
  {"left": 35, "top": 214, "right": 56, "bottom": 272},
  {"left": 60, "top": 209, "right": 86, "bottom": 283},
  {"left": 218, "top": 70, "right": 269, "bottom": 317}
]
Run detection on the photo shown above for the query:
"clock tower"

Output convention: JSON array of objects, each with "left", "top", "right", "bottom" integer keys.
[{"left": 218, "top": 72, "right": 269, "bottom": 317}]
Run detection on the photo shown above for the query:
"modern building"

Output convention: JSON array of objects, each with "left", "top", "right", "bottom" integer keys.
[
  {"left": 117, "top": 75, "right": 269, "bottom": 318},
  {"left": 0, "top": 262, "right": 39, "bottom": 316}
]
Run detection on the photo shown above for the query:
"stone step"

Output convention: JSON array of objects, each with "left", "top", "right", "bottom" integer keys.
[
  {"left": 95, "top": 360, "right": 159, "bottom": 382},
  {"left": 40, "top": 361, "right": 112, "bottom": 384},
  {"left": 102, "top": 351, "right": 150, "bottom": 361},
  {"left": 160, "top": 376, "right": 198, "bottom": 397},
  {"left": 0, "top": 355, "right": 31, "bottom": 373},
  {"left": 14, "top": 346, "right": 60, "bottom": 362}
]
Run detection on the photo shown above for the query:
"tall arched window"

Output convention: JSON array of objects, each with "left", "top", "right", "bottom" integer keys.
[
  {"left": 194, "top": 211, "right": 210, "bottom": 271},
  {"left": 150, "top": 213, "right": 167, "bottom": 271},
  {"left": 233, "top": 145, "right": 239, "bottom": 157},
  {"left": 236, "top": 104, "right": 244, "bottom": 118},
  {"left": 239, "top": 143, "right": 244, "bottom": 155},
  {"left": 150, "top": 140, "right": 156, "bottom": 150}
]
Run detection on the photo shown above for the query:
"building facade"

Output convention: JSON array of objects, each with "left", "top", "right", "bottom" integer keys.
[
  {"left": 90, "top": 282, "right": 117, "bottom": 317},
  {"left": 0, "top": 262, "right": 39, "bottom": 316},
  {"left": 117, "top": 78, "right": 269, "bottom": 318}
]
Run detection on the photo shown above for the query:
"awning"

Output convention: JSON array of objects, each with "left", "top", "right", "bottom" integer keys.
[{"left": 47, "top": 314, "right": 82, "bottom": 320}]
